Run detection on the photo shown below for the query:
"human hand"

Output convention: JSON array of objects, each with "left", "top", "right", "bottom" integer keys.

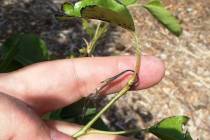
[{"left": 0, "top": 56, "right": 164, "bottom": 140}]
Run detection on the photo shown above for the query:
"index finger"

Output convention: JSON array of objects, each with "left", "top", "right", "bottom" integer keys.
[{"left": 0, "top": 56, "right": 165, "bottom": 114}]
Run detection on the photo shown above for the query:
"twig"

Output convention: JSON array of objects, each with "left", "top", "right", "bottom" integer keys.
[
  {"left": 86, "top": 21, "right": 108, "bottom": 56},
  {"left": 87, "top": 128, "right": 147, "bottom": 135},
  {"left": 72, "top": 33, "right": 142, "bottom": 138}
]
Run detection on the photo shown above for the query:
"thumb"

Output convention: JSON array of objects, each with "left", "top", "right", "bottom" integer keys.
[{"left": 0, "top": 92, "right": 73, "bottom": 140}]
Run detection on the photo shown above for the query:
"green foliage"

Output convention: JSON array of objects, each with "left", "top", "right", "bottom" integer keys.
[
  {"left": 86, "top": 22, "right": 108, "bottom": 56},
  {"left": 82, "top": 19, "right": 96, "bottom": 38},
  {"left": 61, "top": 0, "right": 135, "bottom": 31},
  {"left": 49, "top": 109, "right": 63, "bottom": 120},
  {"left": 144, "top": 0, "right": 182, "bottom": 36},
  {"left": 148, "top": 116, "right": 193, "bottom": 140},
  {"left": 48, "top": 98, "right": 109, "bottom": 130},
  {"left": 0, "top": 33, "right": 49, "bottom": 72},
  {"left": 0, "top": 34, "right": 22, "bottom": 72},
  {"left": 118, "top": 0, "right": 137, "bottom": 6}
]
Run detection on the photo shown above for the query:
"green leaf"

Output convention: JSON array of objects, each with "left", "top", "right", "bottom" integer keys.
[
  {"left": 84, "top": 107, "right": 97, "bottom": 117},
  {"left": 148, "top": 116, "right": 192, "bottom": 140},
  {"left": 144, "top": 0, "right": 182, "bottom": 36},
  {"left": 0, "top": 34, "right": 23, "bottom": 72},
  {"left": 49, "top": 109, "right": 63, "bottom": 120},
  {"left": 61, "top": 0, "right": 135, "bottom": 31},
  {"left": 14, "top": 34, "right": 49, "bottom": 65},
  {"left": 60, "top": 98, "right": 87, "bottom": 120},
  {"left": 117, "top": 0, "right": 137, "bottom": 6},
  {"left": 62, "top": 2, "right": 74, "bottom": 15},
  {"left": 0, "top": 33, "right": 49, "bottom": 72},
  {"left": 47, "top": 98, "right": 109, "bottom": 130},
  {"left": 184, "top": 131, "right": 193, "bottom": 140},
  {"left": 1, "top": 61, "right": 23, "bottom": 72}
]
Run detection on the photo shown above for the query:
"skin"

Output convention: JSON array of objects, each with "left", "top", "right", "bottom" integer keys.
[{"left": 0, "top": 55, "right": 165, "bottom": 140}]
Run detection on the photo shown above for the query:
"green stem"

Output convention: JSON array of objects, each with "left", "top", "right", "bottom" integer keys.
[
  {"left": 86, "top": 22, "right": 101, "bottom": 56},
  {"left": 73, "top": 77, "right": 136, "bottom": 138},
  {"left": 73, "top": 32, "right": 141, "bottom": 138},
  {"left": 128, "top": 4, "right": 143, "bottom": 8},
  {"left": 87, "top": 22, "right": 108, "bottom": 56},
  {"left": 87, "top": 128, "right": 148, "bottom": 135}
]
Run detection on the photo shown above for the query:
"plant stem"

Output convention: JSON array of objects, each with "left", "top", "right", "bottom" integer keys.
[
  {"left": 87, "top": 22, "right": 108, "bottom": 56},
  {"left": 72, "top": 32, "right": 142, "bottom": 138},
  {"left": 87, "top": 128, "right": 148, "bottom": 135},
  {"left": 133, "top": 32, "right": 141, "bottom": 74},
  {"left": 73, "top": 78, "right": 135, "bottom": 138},
  {"left": 128, "top": 4, "right": 143, "bottom": 8}
]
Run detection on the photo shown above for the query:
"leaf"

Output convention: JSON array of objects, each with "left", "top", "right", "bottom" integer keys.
[
  {"left": 61, "top": 0, "right": 135, "bottom": 31},
  {"left": 60, "top": 98, "right": 88, "bottom": 120},
  {"left": 144, "top": 0, "right": 182, "bottom": 36},
  {"left": 49, "top": 109, "right": 63, "bottom": 120},
  {"left": 62, "top": 2, "right": 74, "bottom": 15},
  {"left": 0, "top": 34, "right": 22, "bottom": 72},
  {"left": 0, "top": 33, "right": 49, "bottom": 72},
  {"left": 47, "top": 98, "right": 109, "bottom": 130},
  {"left": 117, "top": 0, "right": 137, "bottom": 6},
  {"left": 14, "top": 34, "right": 49, "bottom": 65},
  {"left": 148, "top": 116, "right": 193, "bottom": 140},
  {"left": 184, "top": 131, "right": 193, "bottom": 140},
  {"left": 1, "top": 61, "right": 23, "bottom": 72},
  {"left": 60, "top": 98, "right": 99, "bottom": 123}
]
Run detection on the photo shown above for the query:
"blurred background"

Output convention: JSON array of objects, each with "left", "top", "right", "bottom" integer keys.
[{"left": 0, "top": 0, "right": 209, "bottom": 139}]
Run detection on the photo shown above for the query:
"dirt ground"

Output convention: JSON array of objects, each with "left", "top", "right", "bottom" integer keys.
[{"left": 0, "top": 0, "right": 210, "bottom": 140}]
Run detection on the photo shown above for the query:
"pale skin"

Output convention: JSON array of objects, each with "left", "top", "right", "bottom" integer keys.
[{"left": 0, "top": 55, "right": 165, "bottom": 140}]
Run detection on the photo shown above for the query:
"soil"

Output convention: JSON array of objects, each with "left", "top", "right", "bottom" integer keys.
[{"left": 0, "top": 0, "right": 210, "bottom": 140}]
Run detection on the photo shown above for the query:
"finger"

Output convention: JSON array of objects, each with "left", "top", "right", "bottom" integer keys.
[
  {"left": 46, "top": 121, "right": 131, "bottom": 140},
  {"left": 0, "top": 56, "right": 165, "bottom": 114}
]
